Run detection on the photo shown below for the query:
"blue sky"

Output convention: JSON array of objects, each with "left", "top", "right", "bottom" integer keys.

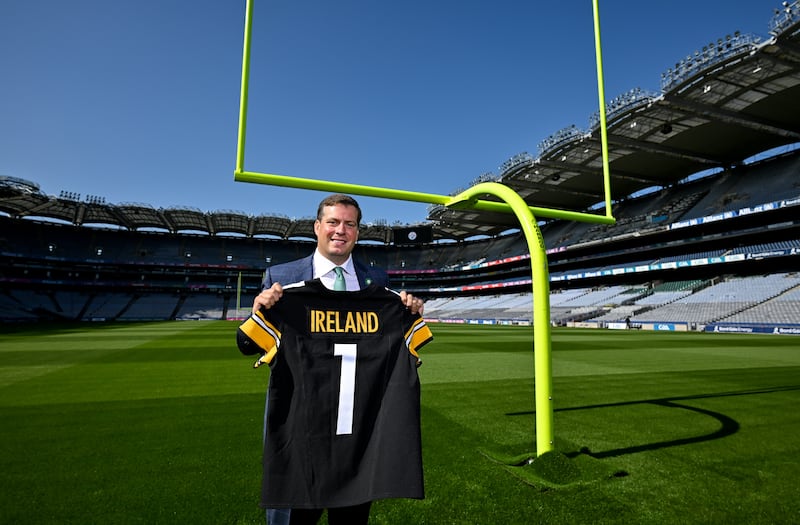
[{"left": 0, "top": 1, "right": 776, "bottom": 226}]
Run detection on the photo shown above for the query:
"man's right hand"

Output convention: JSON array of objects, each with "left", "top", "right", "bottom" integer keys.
[{"left": 252, "top": 282, "right": 283, "bottom": 313}]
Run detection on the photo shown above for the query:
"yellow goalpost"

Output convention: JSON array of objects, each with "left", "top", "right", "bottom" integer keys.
[{"left": 233, "top": 0, "right": 615, "bottom": 456}]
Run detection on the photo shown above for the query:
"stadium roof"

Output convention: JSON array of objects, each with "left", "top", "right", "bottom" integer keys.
[
  {"left": 429, "top": 10, "right": 800, "bottom": 240},
  {"left": 2, "top": 5, "right": 800, "bottom": 243},
  {"left": 0, "top": 176, "right": 398, "bottom": 242}
]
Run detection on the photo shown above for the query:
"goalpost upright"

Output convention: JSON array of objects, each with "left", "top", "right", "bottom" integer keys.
[{"left": 233, "top": 0, "right": 615, "bottom": 456}]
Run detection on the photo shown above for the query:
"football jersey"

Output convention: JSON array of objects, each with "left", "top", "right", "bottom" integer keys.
[{"left": 237, "top": 280, "right": 433, "bottom": 509}]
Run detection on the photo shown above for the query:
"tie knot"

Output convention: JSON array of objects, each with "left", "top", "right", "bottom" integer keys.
[{"left": 333, "top": 267, "right": 346, "bottom": 291}]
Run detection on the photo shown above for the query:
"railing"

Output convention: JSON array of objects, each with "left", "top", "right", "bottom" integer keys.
[{"left": 660, "top": 31, "right": 761, "bottom": 92}]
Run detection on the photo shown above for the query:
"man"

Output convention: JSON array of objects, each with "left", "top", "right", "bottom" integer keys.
[
  {"left": 252, "top": 194, "right": 423, "bottom": 315},
  {"left": 240, "top": 194, "right": 428, "bottom": 525}
]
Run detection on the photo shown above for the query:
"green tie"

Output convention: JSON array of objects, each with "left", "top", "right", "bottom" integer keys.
[{"left": 333, "top": 266, "right": 346, "bottom": 291}]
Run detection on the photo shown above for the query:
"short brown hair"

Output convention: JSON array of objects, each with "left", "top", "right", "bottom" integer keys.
[{"left": 316, "top": 194, "right": 362, "bottom": 225}]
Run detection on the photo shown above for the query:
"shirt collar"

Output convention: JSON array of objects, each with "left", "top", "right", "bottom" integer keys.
[{"left": 313, "top": 249, "right": 355, "bottom": 279}]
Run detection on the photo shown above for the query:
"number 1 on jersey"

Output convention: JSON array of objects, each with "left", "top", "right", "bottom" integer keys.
[{"left": 334, "top": 343, "right": 357, "bottom": 435}]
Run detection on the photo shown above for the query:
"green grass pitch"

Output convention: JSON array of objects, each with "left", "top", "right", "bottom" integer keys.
[{"left": 1, "top": 322, "right": 799, "bottom": 524}]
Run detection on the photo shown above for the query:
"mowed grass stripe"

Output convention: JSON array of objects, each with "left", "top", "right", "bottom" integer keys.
[
  {"left": 0, "top": 322, "right": 267, "bottom": 405},
  {"left": 425, "top": 324, "right": 800, "bottom": 378},
  {"left": 0, "top": 321, "right": 201, "bottom": 352},
  {"left": 0, "top": 322, "right": 216, "bottom": 389}
]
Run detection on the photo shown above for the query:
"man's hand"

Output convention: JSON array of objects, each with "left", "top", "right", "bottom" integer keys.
[
  {"left": 399, "top": 290, "right": 425, "bottom": 316},
  {"left": 252, "top": 282, "right": 283, "bottom": 313}
]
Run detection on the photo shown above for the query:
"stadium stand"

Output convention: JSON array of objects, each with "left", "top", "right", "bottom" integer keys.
[
  {"left": 2, "top": 3, "right": 799, "bottom": 333},
  {"left": 2, "top": 150, "right": 799, "bottom": 326},
  {"left": 721, "top": 281, "right": 800, "bottom": 325},
  {"left": 83, "top": 293, "right": 133, "bottom": 321},
  {"left": 630, "top": 274, "right": 800, "bottom": 326}
]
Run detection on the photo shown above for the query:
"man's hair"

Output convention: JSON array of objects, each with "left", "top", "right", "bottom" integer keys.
[{"left": 316, "top": 194, "right": 362, "bottom": 225}]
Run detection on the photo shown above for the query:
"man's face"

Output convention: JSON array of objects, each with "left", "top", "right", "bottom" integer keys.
[{"left": 314, "top": 203, "right": 359, "bottom": 265}]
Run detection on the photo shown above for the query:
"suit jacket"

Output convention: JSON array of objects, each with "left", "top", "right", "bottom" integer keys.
[{"left": 262, "top": 253, "right": 389, "bottom": 290}]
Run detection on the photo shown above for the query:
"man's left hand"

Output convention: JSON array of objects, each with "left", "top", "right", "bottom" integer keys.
[{"left": 399, "top": 291, "right": 425, "bottom": 316}]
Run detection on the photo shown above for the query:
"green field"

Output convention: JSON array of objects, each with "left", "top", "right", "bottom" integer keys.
[{"left": 1, "top": 322, "right": 799, "bottom": 524}]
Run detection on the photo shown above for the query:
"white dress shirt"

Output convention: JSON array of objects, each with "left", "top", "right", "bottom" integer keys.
[{"left": 313, "top": 250, "right": 360, "bottom": 291}]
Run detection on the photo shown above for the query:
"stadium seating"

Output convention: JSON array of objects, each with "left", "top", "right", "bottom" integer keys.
[
  {"left": 631, "top": 274, "right": 800, "bottom": 325},
  {"left": 2, "top": 144, "right": 799, "bottom": 328},
  {"left": 716, "top": 279, "right": 800, "bottom": 325}
]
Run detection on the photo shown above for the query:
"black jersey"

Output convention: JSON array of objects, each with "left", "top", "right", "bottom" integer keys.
[{"left": 237, "top": 280, "right": 433, "bottom": 509}]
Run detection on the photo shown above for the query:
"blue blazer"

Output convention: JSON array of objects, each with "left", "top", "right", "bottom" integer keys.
[{"left": 262, "top": 253, "right": 389, "bottom": 290}]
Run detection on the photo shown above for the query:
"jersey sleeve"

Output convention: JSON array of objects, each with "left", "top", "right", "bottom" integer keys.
[
  {"left": 403, "top": 312, "right": 433, "bottom": 366},
  {"left": 237, "top": 309, "right": 282, "bottom": 367},
  {"left": 384, "top": 287, "right": 434, "bottom": 364}
]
